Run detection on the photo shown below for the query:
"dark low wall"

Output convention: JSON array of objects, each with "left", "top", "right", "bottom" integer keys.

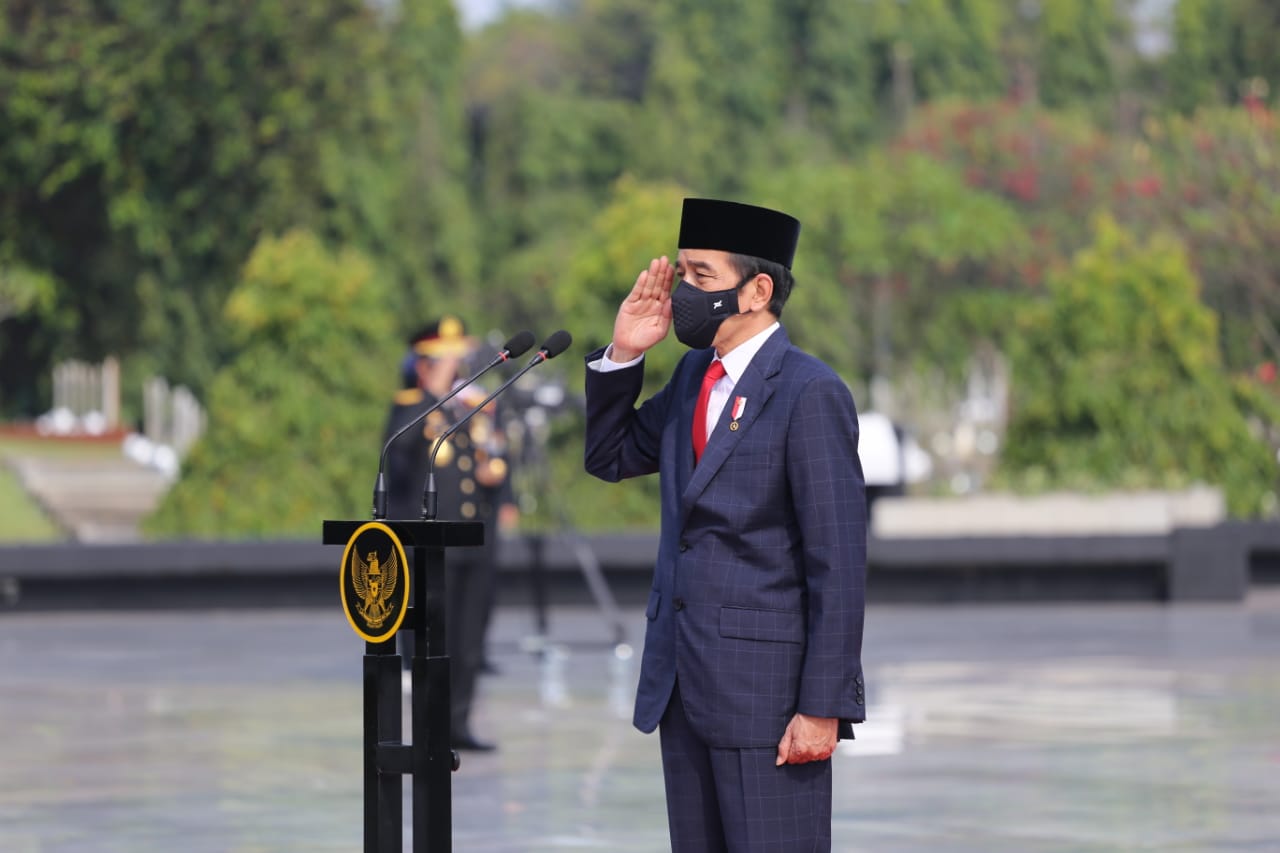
[
  {"left": 866, "top": 534, "right": 1171, "bottom": 603},
  {"left": 0, "top": 522, "right": 1270, "bottom": 613},
  {"left": 1226, "top": 520, "right": 1280, "bottom": 585}
]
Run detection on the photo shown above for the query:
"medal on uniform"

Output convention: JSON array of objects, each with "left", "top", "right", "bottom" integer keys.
[
  {"left": 431, "top": 434, "right": 454, "bottom": 466},
  {"left": 729, "top": 396, "right": 746, "bottom": 431}
]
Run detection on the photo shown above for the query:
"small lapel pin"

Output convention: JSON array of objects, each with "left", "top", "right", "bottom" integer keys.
[{"left": 729, "top": 396, "right": 746, "bottom": 430}]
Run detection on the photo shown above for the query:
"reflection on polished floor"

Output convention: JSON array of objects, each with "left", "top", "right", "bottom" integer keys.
[{"left": 2, "top": 593, "right": 1279, "bottom": 852}]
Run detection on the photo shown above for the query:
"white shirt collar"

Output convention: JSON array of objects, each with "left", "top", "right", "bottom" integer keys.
[{"left": 715, "top": 321, "right": 780, "bottom": 384}]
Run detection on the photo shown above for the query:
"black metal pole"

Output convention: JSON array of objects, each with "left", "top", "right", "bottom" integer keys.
[
  {"left": 363, "top": 648, "right": 377, "bottom": 852},
  {"left": 528, "top": 532, "right": 549, "bottom": 639},
  {"left": 414, "top": 544, "right": 453, "bottom": 851},
  {"left": 364, "top": 636, "right": 401, "bottom": 853}
]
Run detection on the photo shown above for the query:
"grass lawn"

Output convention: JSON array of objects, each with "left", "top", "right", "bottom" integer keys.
[
  {"left": 0, "top": 462, "right": 62, "bottom": 542},
  {"left": 0, "top": 433, "right": 124, "bottom": 461},
  {"left": 0, "top": 433, "right": 121, "bottom": 543}
]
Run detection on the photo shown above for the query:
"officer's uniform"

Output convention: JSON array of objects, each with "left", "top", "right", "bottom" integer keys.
[{"left": 382, "top": 320, "right": 513, "bottom": 749}]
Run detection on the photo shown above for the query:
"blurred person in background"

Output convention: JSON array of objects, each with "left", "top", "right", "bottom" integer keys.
[{"left": 382, "top": 316, "right": 517, "bottom": 752}]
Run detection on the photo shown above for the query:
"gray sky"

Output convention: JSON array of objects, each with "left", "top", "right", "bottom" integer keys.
[
  {"left": 450, "top": 0, "right": 1176, "bottom": 53},
  {"left": 453, "top": 0, "right": 549, "bottom": 31}
]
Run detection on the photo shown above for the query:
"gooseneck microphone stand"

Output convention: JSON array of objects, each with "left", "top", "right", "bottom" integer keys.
[{"left": 372, "top": 329, "right": 534, "bottom": 520}]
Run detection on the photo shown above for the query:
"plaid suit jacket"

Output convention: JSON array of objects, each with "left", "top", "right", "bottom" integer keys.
[{"left": 585, "top": 326, "right": 867, "bottom": 749}]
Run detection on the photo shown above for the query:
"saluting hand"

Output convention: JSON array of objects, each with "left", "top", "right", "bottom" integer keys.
[{"left": 610, "top": 256, "right": 675, "bottom": 363}]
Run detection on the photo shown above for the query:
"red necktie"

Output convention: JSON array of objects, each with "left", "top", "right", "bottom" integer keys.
[{"left": 692, "top": 359, "right": 727, "bottom": 463}]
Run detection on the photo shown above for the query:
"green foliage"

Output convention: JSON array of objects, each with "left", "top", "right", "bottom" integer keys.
[
  {"left": 0, "top": 260, "right": 56, "bottom": 323},
  {"left": 999, "top": 217, "right": 1276, "bottom": 516},
  {"left": 145, "top": 231, "right": 399, "bottom": 538},
  {"left": 382, "top": 0, "right": 482, "bottom": 319},
  {"left": 789, "top": 0, "right": 877, "bottom": 150},
  {"left": 0, "top": 0, "right": 473, "bottom": 411},
  {"left": 474, "top": 86, "right": 636, "bottom": 259},
  {"left": 865, "top": 0, "right": 1009, "bottom": 104},
  {"left": 567, "top": 0, "right": 660, "bottom": 102},
  {"left": 1033, "top": 0, "right": 1126, "bottom": 109},
  {"left": 459, "top": 0, "right": 1149, "bottom": 352},
  {"left": 917, "top": 288, "right": 1034, "bottom": 382},
  {"left": 5, "top": 0, "right": 1279, "bottom": 533},
  {"left": 1117, "top": 106, "right": 1280, "bottom": 372},
  {"left": 750, "top": 152, "right": 1029, "bottom": 384},
  {"left": 0, "top": 258, "right": 61, "bottom": 412},
  {"left": 634, "top": 0, "right": 791, "bottom": 191},
  {"left": 1166, "top": 0, "right": 1280, "bottom": 113}
]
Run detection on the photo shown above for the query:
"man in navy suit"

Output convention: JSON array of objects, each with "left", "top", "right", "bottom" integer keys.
[{"left": 584, "top": 198, "right": 868, "bottom": 851}]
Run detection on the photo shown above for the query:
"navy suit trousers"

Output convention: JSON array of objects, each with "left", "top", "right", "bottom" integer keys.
[{"left": 659, "top": 680, "right": 833, "bottom": 852}]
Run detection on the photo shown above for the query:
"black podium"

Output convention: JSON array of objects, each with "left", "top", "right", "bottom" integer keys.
[{"left": 323, "top": 518, "right": 484, "bottom": 853}]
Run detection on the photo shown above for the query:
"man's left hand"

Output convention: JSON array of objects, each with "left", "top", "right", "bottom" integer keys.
[{"left": 775, "top": 713, "right": 838, "bottom": 766}]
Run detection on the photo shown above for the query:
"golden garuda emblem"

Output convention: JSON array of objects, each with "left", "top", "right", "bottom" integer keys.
[
  {"left": 352, "top": 548, "right": 399, "bottom": 628},
  {"left": 340, "top": 521, "right": 409, "bottom": 643}
]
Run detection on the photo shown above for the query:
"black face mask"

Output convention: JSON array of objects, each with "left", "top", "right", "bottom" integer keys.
[{"left": 670, "top": 278, "right": 747, "bottom": 349}]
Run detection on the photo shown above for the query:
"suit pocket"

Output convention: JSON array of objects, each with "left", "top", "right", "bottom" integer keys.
[
  {"left": 727, "top": 445, "right": 775, "bottom": 469},
  {"left": 718, "top": 605, "right": 803, "bottom": 644},
  {"left": 646, "top": 588, "right": 661, "bottom": 621}
]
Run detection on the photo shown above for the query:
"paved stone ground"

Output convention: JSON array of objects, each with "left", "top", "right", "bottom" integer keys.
[
  {"left": 4, "top": 454, "right": 169, "bottom": 543},
  {"left": 2, "top": 594, "right": 1279, "bottom": 852}
]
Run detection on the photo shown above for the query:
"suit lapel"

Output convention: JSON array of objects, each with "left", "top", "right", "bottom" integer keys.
[{"left": 679, "top": 328, "right": 790, "bottom": 525}]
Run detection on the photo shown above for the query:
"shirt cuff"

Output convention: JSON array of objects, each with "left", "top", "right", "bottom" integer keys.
[{"left": 589, "top": 344, "right": 644, "bottom": 373}]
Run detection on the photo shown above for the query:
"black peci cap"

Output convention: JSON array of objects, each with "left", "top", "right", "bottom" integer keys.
[{"left": 677, "top": 198, "right": 801, "bottom": 269}]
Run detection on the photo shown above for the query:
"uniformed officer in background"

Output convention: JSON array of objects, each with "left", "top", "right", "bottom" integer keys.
[{"left": 382, "top": 316, "right": 517, "bottom": 751}]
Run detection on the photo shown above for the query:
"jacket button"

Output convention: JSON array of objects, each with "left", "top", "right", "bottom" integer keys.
[
  {"left": 673, "top": 597, "right": 685, "bottom": 611},
  {"left": 678, "top": 541, "right": 690, "bottom": 552}
]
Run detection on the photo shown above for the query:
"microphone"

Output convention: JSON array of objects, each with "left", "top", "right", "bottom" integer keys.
[
  {"left": 372, "top": 329, "right": 535, "bottom": 519},
  {"left": 423, "top": 330, "right": 572, "bottom": 520}
]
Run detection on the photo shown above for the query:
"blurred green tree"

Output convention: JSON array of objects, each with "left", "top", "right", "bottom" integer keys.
[
  {"left": 864, "top": 0, "right": 1009, "bottom": 113},
  {"left": 999, "top": 216, "right": 1276, "bottom": 516},
  {"left": 750, "top": 152, "right": 1028, "bottom": 389},
  {"left": 1165, "top": 0, "right": 1280, "bottom": 113},
  {"left": 146, "top": 230, "right": 399, "bottom": 538},
  {"left": 461, "top": 7, "right": 641, "bottom": 309},
  {"left": 0, "top": 261, "right": 56, "bottom": 325},
  {"left": 634, "top": 0, "right": 790, "bottom": 190},
  {"left": 459, "top": 0, "right": 1142, "bottom": 345},
  {"left": 1117, "top": 106, "right": 1280, "bottom": 372},
  {"left": 0, "top": 259, "right": 62, "bottom": 412},
  {"left": 383, "top": 0, "right": 482, "bottom": 321},
  {"left": 1031, "top": 0, "right": 1127, "bottom": 109},
  {"left": 781, "top": 0, "right": 878, "bottom": 151},
  {"left": 0, "top": 0, "right": 473, "bottom": 415}
]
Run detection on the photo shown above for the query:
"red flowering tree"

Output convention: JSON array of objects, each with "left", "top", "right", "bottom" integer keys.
[
  {"left": 894, "top": 99, "right": 1120, "bottom": 287},
  {"left": 1116, "top": 106, "right": 1280, "bottom": 372}
]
